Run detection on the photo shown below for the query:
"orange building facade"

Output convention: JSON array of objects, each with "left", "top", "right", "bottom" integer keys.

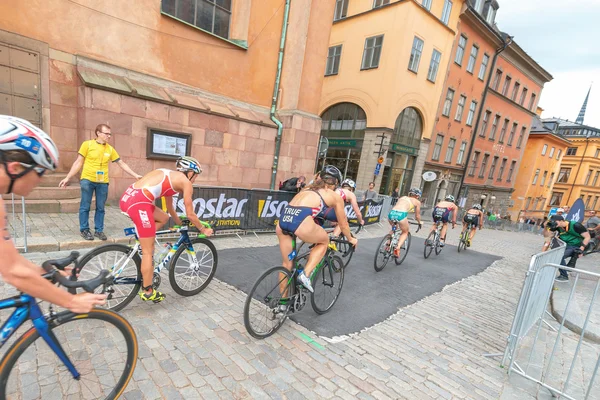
[{"left": 0, "top": 0, "right": 334, "bottom": 204}]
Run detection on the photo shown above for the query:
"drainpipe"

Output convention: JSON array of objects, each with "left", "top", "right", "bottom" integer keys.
[
  {"left": 456, "top": 35, "right": 513, "bottom": 203},
  {"left": 270, "top": 0, "right": 292, "bottom": 190},
  {"left": 565, "top": 133, "right": 590, "bottom": 205}
]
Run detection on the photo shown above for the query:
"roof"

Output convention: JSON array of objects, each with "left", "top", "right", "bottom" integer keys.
[
  {"left": 541, "top": 117, "right": 600, "bottom": 138},
  {"left": 529, "top": 116, "right": 571, "bottom": 144}
]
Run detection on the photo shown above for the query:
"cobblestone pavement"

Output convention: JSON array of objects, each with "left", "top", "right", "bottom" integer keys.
[{"left": 2, "top": 223, "right": 600, "bottom": 399}]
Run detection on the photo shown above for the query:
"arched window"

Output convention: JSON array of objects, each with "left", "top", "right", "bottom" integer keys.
[
  {"left": 392, "top": 107, "right": 423, "bottom": 149},
  {"left": 320, "top": 103, "right": 367, "bottom": 139}
]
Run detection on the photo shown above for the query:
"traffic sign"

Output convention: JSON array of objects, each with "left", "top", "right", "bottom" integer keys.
[
  {"left": 374, "top": 163, "right": 382, "bottom": 176},
  {"left": 377, "top": 156, "right": 384, "bottom": 164}
]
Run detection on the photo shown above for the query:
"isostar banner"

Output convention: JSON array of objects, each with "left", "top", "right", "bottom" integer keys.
[{"left": 244, "top": 189, "right": 295, "bottom": 230}]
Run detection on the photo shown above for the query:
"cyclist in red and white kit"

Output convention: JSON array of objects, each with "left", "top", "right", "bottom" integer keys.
[{"left": 119, "top": 156, "right": 213, "bottom": 303}]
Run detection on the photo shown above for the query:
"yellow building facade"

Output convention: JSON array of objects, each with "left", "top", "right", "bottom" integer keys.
[{"left": 318, "top": 0, "right": 464, "bottom": 195}]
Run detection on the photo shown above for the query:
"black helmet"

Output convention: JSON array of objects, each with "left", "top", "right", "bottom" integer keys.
[{"left": 320, "top": 165, "right": 343, "bottom": 185}]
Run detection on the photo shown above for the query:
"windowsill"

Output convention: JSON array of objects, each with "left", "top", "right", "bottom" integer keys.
[
  {"left": 454, "top": 61, "right": 463, "bottom": 67},
  {"left": 466, "top": 70, "right": 474, "bottom": 75},
  {"left": 408, "top": 68, "right": 419, "bottom": 75},
  {"left": 454, "top": 118, "right": 462, "bottom": 123},
  {"left": 427, "top": 78, "right": 436, "bottom": 83},
  {"left": 325, "top": 72, "right": 339, "bottom": 77},
  {"left": 333, "top": 16, "right": 347, "bottom": 22},
  {"left": 489, "top": 138, "right": 495, "bottom": 141},
  {"left": 478, "top": 77, "right": 484, "bottom": 81},
  {"left": 441, "top": 114, "right": 450, "bottom": 118},
  {"left": 466, "top": 123, "right": 473, "bottom": 127},
  {"left": 360, "top": 66, "right": 380, "bottom": 71},
  {"left": 161, "top": 12, "right": 248, "bottom": 50}
]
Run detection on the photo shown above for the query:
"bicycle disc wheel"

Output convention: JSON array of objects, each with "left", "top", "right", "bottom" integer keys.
[
  {"left": 374, "top": 234, "right": 392, "bottom": 272},
  {"left": 311, "top": 255, "right": 344, "bottom": 314},
  {"left": 424, "top": 232, "right": 435, "bottom": 259},
  {"left": 395, "top": 233, "right": 411, "bottom": 265},
  {"left": 0, "top": 309, "right": 137, "bottom": 400},
  {"left": 169, "top": 238, "right": 218, "bottom": 296},
  {"left": 244, "top": 266, "right": 294, "bottom": 339},
  {"left": 77, "top": 244, "right": 141, "bottom": 312}
]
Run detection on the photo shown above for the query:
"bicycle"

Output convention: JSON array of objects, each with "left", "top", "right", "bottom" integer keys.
[
  {"left": 374, "top": 220, "right": 421, "bottom": 272},
  {"left": 243, "top": 233, "right": 352, "bottom": 339},
  {"left": 76, "top": 218, "right": 217, "bottom": 311},
  {"left": 457, "top": 222, "right": 477, "bottom": 253},
  {"left": 297, "top": 224, "right": 362, "bottom": 268},
  {"left": 0, "top": 251, "right": 138, "bottom": 399},
  {"left": 424, "top": 221, "right": 451, "bottom": 259}
]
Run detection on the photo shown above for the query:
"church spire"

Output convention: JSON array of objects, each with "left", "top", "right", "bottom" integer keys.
[{"left": 576, "top": 83, "right": 592, "bottom": 124}]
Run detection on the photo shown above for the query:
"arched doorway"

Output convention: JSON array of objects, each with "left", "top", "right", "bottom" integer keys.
[{"left": 318, "top": 103, "right": 367, "bottom": 181}]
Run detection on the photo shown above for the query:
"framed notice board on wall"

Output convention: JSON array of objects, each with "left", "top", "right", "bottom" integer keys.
[{"left": 146, "top": 128, "right": 191, "bottom": 160}]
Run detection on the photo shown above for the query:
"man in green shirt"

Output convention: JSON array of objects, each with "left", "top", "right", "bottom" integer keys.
[{"left": 547, "top": 219, "right": 591, "bottom": 282}]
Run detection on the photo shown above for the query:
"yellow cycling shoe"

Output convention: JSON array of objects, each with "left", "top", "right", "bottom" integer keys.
[{"left": 139, "top": 287, "right": 166, "bottom": 303}]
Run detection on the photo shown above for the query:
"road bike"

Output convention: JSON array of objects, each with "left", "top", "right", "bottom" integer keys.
[
  {"left": 0, "top": 251, "right": 137, "bottom": 399},
  {"left": 457, "top": 222, "right": 477, "bottom": 253},
  {"left": 76, "top": 218, "right": 217, "bottom": 311},
  {"left": 374, "top": 220, "right": 420, "bottom": 272},
  {"left": 297, "top": 224, "right": 362, "bottom": 268},
  {"left": 243, "top": 233, "right": 352, "bottom": 339},
  {"left": 424, "top": 221, "right": 452, "bottom": 259}
]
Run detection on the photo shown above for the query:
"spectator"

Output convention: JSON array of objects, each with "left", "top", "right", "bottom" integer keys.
[
  {"left": 488, "top": 212, "right": 497, "bottom": 228},
  {"left": 547, "top": 219, "right": 591, "bottom": 282},
  {"left": 364, "top": 182, "right": 378, "bottom": 201},
  {"left": 528, "top": 217, "right": 536, "bottom": 232},
  {"left": 518, "top": 216, "right": 525, "bottom": 231},
  {"left": 585, "top": 211, "right": 600, "bottom": 252},
  {"left": 280, "top": 176, "right": 306, "bottom": 193},
  {"left": 391, "top": 187, "right": 399, "bottom": 205},
  {"left": 59, "top": 124, "right": 142, "bottom": 241},
  {"left": 538, "top": 217, "right": 548, "bottom": 235}
]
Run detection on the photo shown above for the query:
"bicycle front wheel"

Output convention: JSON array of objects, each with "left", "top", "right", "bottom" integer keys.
[
  {"left": 244, "top": 266, "right": 294, "bottom": 339},
  {"left": 77, "top": 244, "right": 141, "bottom": 312},
  {"left": 169, "top": 238, "right": 218, "bottom": 296},
  {"left": 0, "top": 309, "right": 137, "bottom": 400},
  {"left": 374, "top": 234, "right": 392, "bottom": 272},
  {"left": 311, "top": 255, "right": 344, "bottom": 314},
  {"left": 394, "top": 233, "right": 411, "bottom": 265},
  {"left": 336, "top": 236, "right": 355, "bottom": 268},
  {"left": 424, "top": 232, "right": 435, "bottom": 259}
]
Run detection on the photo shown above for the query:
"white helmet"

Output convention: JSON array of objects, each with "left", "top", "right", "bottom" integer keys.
[
  {"left": 341, "top": 178, "right": 356, "bottom": 190},
  {"left": 472, "top": 204, "right": 482, "bottom": 210},
  {"left": 0, "top": 115, "right": 59, "bottom": 170},
  {"left": 176, "top": 156, "right": 202, "bottom": 175}
]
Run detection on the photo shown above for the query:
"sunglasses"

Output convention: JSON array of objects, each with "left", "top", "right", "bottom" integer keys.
[{"left": 20, "top": 162, "right": 47, "bottom": 177}]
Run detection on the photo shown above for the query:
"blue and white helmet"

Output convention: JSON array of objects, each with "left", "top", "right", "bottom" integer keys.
[
  {"left": 408, "top": 187, "right": 422, "bottom": 198},
  {"left": 0, "top": 115, "right": 59, "bottom": 170},
  {"left": 445, "top": 194, "right": 456, "bottom": 203},
  {"left": 341, "top": 178, "right": 356, "bottom": 190},
  {"left": 176, "top": 156, "right": 202, "bottom": 175}
]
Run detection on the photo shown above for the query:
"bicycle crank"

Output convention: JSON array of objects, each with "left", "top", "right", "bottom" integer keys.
[{"left": 152, "top": 272, "right": 161, "bottom": 289}]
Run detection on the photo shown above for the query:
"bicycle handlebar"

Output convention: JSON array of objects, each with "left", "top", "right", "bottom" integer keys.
[
  {"left": 407, "top": 219, "right": 421, "bottom": 232},
  {"left": 41, "top": 251, "right": 113, "bottom": 293},
  {"left": 172, "top": 217, "right": 213, "bottom": 238}
]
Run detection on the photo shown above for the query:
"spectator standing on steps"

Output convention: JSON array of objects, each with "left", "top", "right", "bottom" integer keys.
[
  {"left": 364, "top": 182, "right": 378, "bottom": 201},
  {"left": 58, "top": 124, "right": 142, "bottom": 241}
]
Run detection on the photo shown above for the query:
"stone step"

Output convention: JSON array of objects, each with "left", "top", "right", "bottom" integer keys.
[
  {"left": 39, "top": 173, "right": 79, "bottom": 188},
  {"left": 26, "top": 186, "right": 81, "bottom": 200},
  {"left": 8, "top": 198, "right": 95, "bottom": 213}
]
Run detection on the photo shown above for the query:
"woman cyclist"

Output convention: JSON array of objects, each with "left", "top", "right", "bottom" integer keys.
[
  {"left": 320, "top": 178, "right": 365, "bottom": 235},
  {"left": 461, "top": 204, "right": 484, "bottom": 247},
  {"left": 119, "top": 156, "right": 213, "bottom": 303},
  {"left": 387, "top": 188, "right": 423, "bottom": 257},
  {"left": 276, "top": 166, "right": 358, "bottom": 293}
]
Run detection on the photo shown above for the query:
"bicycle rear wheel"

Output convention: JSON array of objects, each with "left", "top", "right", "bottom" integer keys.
[
  {"left": 77, "top": 244, "right": 141, "bottom": 312},
  {"left": 311, "top": 255, "right": 344, "bottom": 314},
  {"left": 244, "top": 266, "right": 294, "bottom": 339},
  {"left": 424, "top": 232, "right": 435, "bottom": 259},
  {"left": 169, "top": 238, "right": 218, "bottom": 296},
  {"left": 458, "top": 232, "right": 465, "bottom": 253},
  {"left": 0, "top": 309, "right": 137, "bottom": 400},
  {"left": 435, "top": 232, "right": 443, "bottom": 255},
  {"left": 394, "top": 233, "right": 411, "bottom": 265},
  {"left": 374, "top": 234, "right": 392, "bottom": 272}
]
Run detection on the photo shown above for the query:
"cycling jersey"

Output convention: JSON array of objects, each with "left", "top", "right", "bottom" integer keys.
[
  {"left": 279, "top": 190, "right": 328, "bottom": 234},
  {"left": 397, "top": 196, "right": 415, "bottom": 212},
  {"left": 335, "top": 188, "right": 347, "bottom": 202},
  {"left": 432, "top": 207, "right": 452, "bottom": 223}
]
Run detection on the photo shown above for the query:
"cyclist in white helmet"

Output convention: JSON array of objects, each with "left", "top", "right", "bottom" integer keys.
[
  {"left": 387, "top": 187, "right": 423, "bottom": 257},
  {"left": 461, "top": 203, "right": 484, "bottom": 247},
  {"left": 430, "top": 194, "right": 457, "bottom": 247},
  {"left": 320, "top": 178, "right": 365, "bottom": 235},
  {"left": 0, "top": 115, "right": 106, "bottom": 313},
  {"left": 119, "top": 156, "right": 213, "bottom": 303}
]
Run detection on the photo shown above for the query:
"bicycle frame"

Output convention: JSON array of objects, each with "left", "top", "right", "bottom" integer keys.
[{"left": 0, "top": 295, "right": 79, "bottom": 378}]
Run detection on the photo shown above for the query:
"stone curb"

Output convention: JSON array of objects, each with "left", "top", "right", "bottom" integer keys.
[
  {"left": 550, "top": 289, "right": 600, "bottom": 344},
  {"left": 17, "top": 237, "right": 132, "bottom": 253}
]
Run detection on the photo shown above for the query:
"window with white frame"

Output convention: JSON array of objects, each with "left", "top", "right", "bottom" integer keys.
[
  {"left": 455, "top": 35, "right": 467, "bottom": 65},
  {"left": 488, "top": 156, "right": 498, "bottom": 179},
  {"left": 541, "top": 144, "right": 548, "bottom": 155},
  {"left": 549, "top": 147, "right": 555, "bottom": 158},
  {"left": 422, "top": 0, "right": 433, "bottom": 10},
  {"left": 432, "top": 134, "right": 444, "bottom": 160},
  {"left": 502, "top": 76, "right": 512, "bottom": 96},
  {"left": 408, "top": 37, "right": 425, "bottom": 73},
  {"left": 492, "top": 69, "right": 503, "bottom": 90},
  {"left": 548, "top": 172, "right": 555, "bottom": 187},
  {"left": 373, "top": 0, "right": 390, "bottom": 8},
  {"left": 585, "top": 169, "right": 593, "bottom": 185},
  {"left": 593, "top": 171, "right": 600, "bottom": 186},
  {"left": 480, "top": 111, "right": 490, "bottom": 137},
  {"left": 566, "top": 147, "right": 578, "bottom": 156},
  {"left": 161, "top": 0, "right": 232, "bottom": 39},
  {"left": 479, "top": 154, "right": 489, "bottom": 178},
  {"left": 557, "top": 168, "right": 571, "bottom": 183},
  {"left": 498, "top": 158, "right": 507, "bottom": 181},
  {"left": 445, "top": 138, "right": 456, "bottom": 163},
  {"left": 325, "top": 45, "right": 342, "bottom": 76},
  {"left": 540, "top": 170, "right": 548, "bottom": 186},
  {"left": 468, "top": 151, "right": 480, "bottom": 176},
  {"left": 516, "top": 126, "right": 526, "bottom": 148},
  {"left": 529, "top": 93, "right": 537, "bottom": 111},
  {"left": 457, "top": 141, "right": 467, "bottom": 165},
  {"left": 466, "top": 45, "right": 478, "bottom": 73},
  {"left": 557, "top": 149, "right": 562, "bottom": 160},
  {"left": 520, "top": 87, "right": 528, "bottom": 106},
  {"left": 455, "top": 95, "right": 466, "bottom": 121},
  {"left": 511, "top": 82, "right": 520, "bottom": 101},
  {"left": 532, "top": 169, "right": 540, "bottom": 185},
  {"left": 507, "top": 122, "right": 517, "bottom": 146},
  {"left": 550, "top": 192, "right": 563, "bottom": 206},
  {"left": 507, "top": 160, "right": 516, "bottom": 182},
  {"left": 478, "top": 53, "right": 489, "bottom": 80},
  {"left": 498, "top": 118, "right": 509, "bottom": 143},
  {"left": 442, "top": 88, "right": 455, "bottom": 117},
  {"left": 441, "top": 0, "right": 453, "bottom": 25},
  {"left": 466, "top": 101, "right": 477, "bottom": 126},
  {"left": 489, "top": 115, "right": 499, "bottom": 140},
  {"left": 334, "top": 0, "right": 349, "bottom": 21},
  {"left": 361, "top": 35, "right": 384, "bottom": 70},
  {"left": 427, "top": 49, "right": 442, "bottom": 82}
]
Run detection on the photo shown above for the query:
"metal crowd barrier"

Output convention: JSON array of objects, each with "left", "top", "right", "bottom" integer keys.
[
  {"left": 9, "top": 194, "right": 27, "bottom": 252},
  {"left": 500, "top": 239, "right": 600, "bottom": 399}
]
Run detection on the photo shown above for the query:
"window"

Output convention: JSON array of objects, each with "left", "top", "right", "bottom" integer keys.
[
  {"left": 532, "top": 169, "right": 540, "bottom": 185},
  {"left": 325, "top": 45, "right": 342, "bottom": 76},
  {"left": 466, "top": 101, "right": 477, "bottom": 126},
  {"left": 320, "top": 102, "right": 367, "bottom": 140},
  {"left": 361, "top": 35, "right": 384, "bottom": 70},
  {"left": 548, "top": 172, "right": 555, "bottom": 187},
  {"left": 442, "top": 89, "right": 455, "bottom": 117},
  {"left": 595, "top": 149, "right": 600, "bottom": 158},
  {"left": 516, "top": 126, "right": 526, "bottom": 148},
  {"left": 427, "top": 49, "right": 442, "bottom": 82},
  {"left": 480, "top": 111, "right": 491, "bottom": 137},
  {"left": 587, "top": 195, "right": 593, "bottom": 208},
  {"left": 432, "top": 134, "right": 444, "bottom": 161},
  {"left": 457, "top": 141, "right": 467, "bottom": 165},
  {"left": 593, "top": 196, "right": 599, "bottom": 211},
  {"left": 529, "top": 93, "right": 537, "bottom": 110},
  {"left": 479, "top": 154, "right": 489, "bottom": 178},
  {"left": 525, "top": 197, "right": 532, "bottom": 210},
  {"left": 408, "top": 37, "right": 425, "bottom": 73},
  {"left": 161, "top": 0, "right": 232, "bottom": 39},
  {"left": 445, "top": 138, "right": 456, "bottom": 163},
  {"left": 492, "top": 69, "right": 503, "bottom": 90},
  {"left": 455, "top": 95, "right": 466, "bottom": 121},
  {"left": 566, "top": 147, "right": 578, "bottom": 156},
  {"left": 541, "top": 144, "right": 548, "bottom": 155},
  {"left": 489, "top": 115, "right": 499, "bottom": 140},
  {"left": 520, "top": 88, "right": 528, "bottom": 106},
  {"left": 488, "top": 156, "right": 498, "bottom": 179},
  {"left": 557, "top": 168, "right": 571, "bottom": 183},
  {"left": 540, "top": 171, "right": 548, "bottom": 186},
  {"left": 497, "top": 158, "right": 507, "bottom": 181},
  {"left": 550, "top": 192, "right": 563, "bottom": 206},
  {"left": 557, "top": 149, "right": 562, "bottom": 160},
  {"left": 422, "top": 0, "right": 433, "bottom": 10},
  {"left": 473, "top": 0, "right": 484, "bottom": 12},
  {"left": 511, "top": 82, "right": 520, "bottom": 101},
  {"left": 507, "top": 160, "right": 516, "bottom": 182},
  {"left": 593, "top": 171, "right": 600, "bottom": 186},
  {"left": 585, "top": 170, "right": 593, "bottom": 185},
  {"left": 549, "top": 147, "right": 555, "bottom": 158},
  {"left": 498, "top": 119, "right": 509, "bottom": 143},
  {"left": 441, "top": 0, "right": 453, "bottom": 25},
  {"left": 466, "top": 45, "right": 478, "bottom": 73},
  {"left": 455, "top": 35, "right": 467, "bottom": 65},
  {"left": 468, "top": 151, "right": 480, "bottom": 176},
  {"left": 473, "top": 53, "right": 488, "bottom": 82},
  {"left": 334, "top": 0, "right": 349, "bottom": 20},
  {"left": 507, "top": 123, "right": 517, "bottom": 146},
  {"left": 502, "top": 76, "right": 512, "bottom": 96},
  {"left": 392, "top": 107, "right": 423, "bottom": 148},
  {"left": 373, "top": 0, "right": 390, "bottom": 8}
]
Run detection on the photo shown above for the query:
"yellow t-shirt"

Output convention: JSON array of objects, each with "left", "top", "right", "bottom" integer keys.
[{"left": 78, "top": 140, "right": 120, "bottom": 183}]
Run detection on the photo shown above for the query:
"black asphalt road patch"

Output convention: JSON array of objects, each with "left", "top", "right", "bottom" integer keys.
[{"left": 215, "top": 237, "right": 500, "bottom": 338}]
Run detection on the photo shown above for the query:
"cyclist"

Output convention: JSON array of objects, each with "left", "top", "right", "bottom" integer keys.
[
  {"left": 276, "top": 165, "right": 358, "bottom": 293},
  {"left": 0, "top": 115, "right": 106, "bottom": 313},
  {"left": 461, "top": 204, "right": 484, "bottom": 247},
  {"left": 119, "top": 156, "right": 214, "bottom": 303},
  {"left": 387, "top": 187, "right": 423, "bottom": 257},
  {"left": 321, "top": 178, "right": 365, "bottom": 235},
  {"left": 430, "top": 195, "right": 457, "bottom": 247}
]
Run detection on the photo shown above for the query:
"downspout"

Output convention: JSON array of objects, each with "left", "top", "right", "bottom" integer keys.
[
  {"left": 270, "top": 0, "right": 292, "bottom": 190},
  {"left": 456, "top": 35, "right": 513, "bottom": 202},
  {"left": 565, "top": 134, "right": 589, "bottom": 205}
]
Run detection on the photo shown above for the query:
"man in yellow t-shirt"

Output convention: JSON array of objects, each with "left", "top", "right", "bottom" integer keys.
[{"left": 59, "top": 124, "right": 142, "bottom": 241}]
